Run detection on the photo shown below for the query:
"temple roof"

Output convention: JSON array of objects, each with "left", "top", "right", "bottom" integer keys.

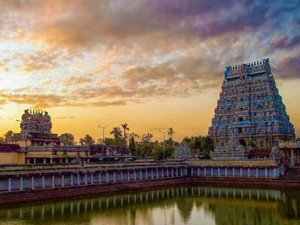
[{"left": 224, "top": 58, "right": 271, "bottom": 80}]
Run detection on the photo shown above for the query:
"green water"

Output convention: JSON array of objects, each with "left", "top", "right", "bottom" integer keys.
[{"left": 0, "top": 186, "right": 299, "bottom": 225}]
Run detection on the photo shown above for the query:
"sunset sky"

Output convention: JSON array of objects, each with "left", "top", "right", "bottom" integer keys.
[{"left": 0, "top": 0, "right": 299, "bottom": 141}]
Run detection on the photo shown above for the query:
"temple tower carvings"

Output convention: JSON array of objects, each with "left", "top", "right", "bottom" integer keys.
[{"left": 208, "top": 59, "right": 295, "bottom": 150}]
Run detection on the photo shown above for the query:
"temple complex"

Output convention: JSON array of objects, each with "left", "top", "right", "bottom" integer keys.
[
  {"left": 0, "top": 109, "right": 129, "bottom": 165},
  {"left": 209, "top": 59, "right": 295, "bottom": 153}
]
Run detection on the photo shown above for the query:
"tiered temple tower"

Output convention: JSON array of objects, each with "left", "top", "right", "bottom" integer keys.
[
  {"left": 7, "top": 109, "right": 61, "bottom": 147},
  {"left": 208, "top": 59, "right": 295, "bottom": 150}
]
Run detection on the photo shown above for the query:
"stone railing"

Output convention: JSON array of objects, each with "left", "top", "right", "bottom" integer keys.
[{"left": 190, "top": 159, "right": 278, "bottom": 167}]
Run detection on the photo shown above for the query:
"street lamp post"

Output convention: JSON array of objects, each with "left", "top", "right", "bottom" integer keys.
[
  {"left": 98, "top": 125, "right": 110, "bottom": 156},
  {"left": 159, "top": 131, "right": 166, "bottom": 160}
]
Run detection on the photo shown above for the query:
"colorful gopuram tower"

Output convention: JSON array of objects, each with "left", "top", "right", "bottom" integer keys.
[{"left": 208, "top": 59, "right": 295, "bottom": 150}]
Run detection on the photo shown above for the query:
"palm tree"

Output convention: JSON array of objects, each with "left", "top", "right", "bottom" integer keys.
[
  {"left": 168, "top": 128, "right": 175, "bottom": 140},
  {"left": 121, "top": 123, "right": 129, "bottom": 143},
  {"left": 110, "top": 127, "right": 123, "bottom": 142}
]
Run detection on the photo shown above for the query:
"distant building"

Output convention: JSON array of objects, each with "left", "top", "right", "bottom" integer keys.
[{"left": 208, "top": 59, "right": 295, "bottom": 150}]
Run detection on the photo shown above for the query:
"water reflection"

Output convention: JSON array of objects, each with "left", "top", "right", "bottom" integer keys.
[{"left": 0, "top": 186, "right": 300, "bottom": 225}]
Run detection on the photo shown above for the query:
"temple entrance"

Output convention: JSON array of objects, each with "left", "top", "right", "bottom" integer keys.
[{"left": 239, "top": 139, "right": 247, "bottom": 148}]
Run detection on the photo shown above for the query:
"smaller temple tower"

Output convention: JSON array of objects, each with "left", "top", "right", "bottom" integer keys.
[
  {"left": 7, "top": 109, "right": 61, "bottom": 147},
  {"left": 20, "top": 109, "right": 52, "bottom": 136}
]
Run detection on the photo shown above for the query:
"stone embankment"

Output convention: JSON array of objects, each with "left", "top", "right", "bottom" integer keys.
[{"left": 0, "top": 161, "right": 299, "bottom": 206}]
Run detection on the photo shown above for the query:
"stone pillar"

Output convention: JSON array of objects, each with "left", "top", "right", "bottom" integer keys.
[
  {"left": 167, "top": 168, "right": 169, "bottom": 177},
  {"left": 52, "top": 175, "right": 55, "bottom": 188},
  {"left": 33, "top": 158, "right": 36, "bottom": 164},
  {"left": 290, "top": 149, "right": 295, "bottom": 167},
  {"left": 240, "top": 168, "right": 243, "bottom": 177},
  {"left": 140, "top": 170, "right": 142, "bottom": 180},
  {"left": 248, "top": 168, "right": 250, "bottom": 177},
  {"left": 128, "top": 171, "right": 130, "bottom": 181},
  {"left": 152, "top": 169, "right": 154, "bottom": 179},
  {"left": 85, "top": 173, "right": 88, "bottom": 185},
  {"left": 256, "top": 168, "right": 259, "bottom": 178},
  {"left": 77, "top": 174, "right": 80, "bottom": 185},
  {"left": 180, "top": 168, "right": 183, "bottom": 177},
  {"left": 162, "top": 169, "right": 164, "bottom": 178},
  {"left": 121, "top": 171, "right": 123, "bottom": 182},
  {"left": 265, "top": 168, "right": 268, "bottom": 178},
  {"left": 50, "top": 158, "right": 53, "bottom": 164},
  {"left": 71, "top": 174, "right": 74, "bottom": 186},
  {"left": 8, "top": 178, "right": 12, "bottom": 192},
  {"left": 91, "top": 173, "right": 94, "bottom": 184},
  {"left": 61, "top": 175, "right": 65, "bottom": 187},
  {"left": 99, "top": 173, "right": 102, "bottom": 184},
  {"left": 145, "top": 169, "right": 148, "bottom": 179},
  {"left": 31, "top": 176, "right": 35, "bottom": 190},
  {"left": 43, "top": 158, "right": 46, "bottom": 164},
  {"left": 113, "top": 171, "right": 116, "bottom": 183},
  {"left": 42, "top": 176, "right": 45, "bottom": 189},
  {"left": 217, "top": 168, "right": 220, "bottom": 177},
  {"left": 225, "top": 168, "right": 227, "bottom": 177},
  {"left": 204, "top": 168, "right": 207, "bottom": 177},
  {"left": 273, "top": 168, "right": 276, "bottom": 177},
  {"left": 197, "top": 168, "right": 200, "bottom": 176},
  {"left": 191, "top": 168, "right": 194, "bottom": 176},
  {"left": 20, "top": 177, "right": 23, "bottom": 191},
  {"left": 156, "top": 168, "right": 159, "bottom": 178},
  {"left": 211, "top": 168, "right": 213, "bottom": 176},
  {"left": 106, "top": 172, "right": 109, "bottom": 183},
  {"left": 134, "top": 170, "right": 136, "bottom": 181},
  {"left": 172, "top": 168, "right": 174, "bottom": 177}
]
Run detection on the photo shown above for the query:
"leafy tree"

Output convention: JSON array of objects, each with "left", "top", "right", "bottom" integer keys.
[
  {"left": 0, "top": 137, "right": 5, "bottom": 143},
  {"left": 79, "top": 134, "right": 95, "bottom": 145},
  {"left": 183, "top": 135, "right": 213, "bottom": 157},
  {"left": 141, "top": 133, "right": 153, "bottom": 143},
  {"left": 152, "top": 143, "right": 164, "bottom": 160},
  {"left": 129, "top": 136, "right": 138, "bottom": 156},
  {"left": 59, "top": 133, "right": 75, "bottom": 145},
  {"left": 248, "top": 140, "right": 257, "bottom": 149},
  {"left": 103, "top": 138, "right": 116, "bottom": 145},
  {"left": 152, "top": 141, "right": 174, "bottom": 160},
  {"left": 201, "top": 136, "right": 214, "bottom": 156},
  {"left": 4, "top": 130, "right": 13, "bottom": 141},
  {"left": 129, "top": 132, "right": 140, "bottom": 141}
]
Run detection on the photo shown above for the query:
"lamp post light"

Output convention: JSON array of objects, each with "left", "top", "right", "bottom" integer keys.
[
  {"left": 159, "top": 131, "right": 167, "bottom": 161},
  {"left": 98, "top": 125, "right": 110, "bottom": 156}
]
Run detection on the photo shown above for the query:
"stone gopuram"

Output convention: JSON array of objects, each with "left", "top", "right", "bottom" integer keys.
[
  {"left": 8, "top": 109, "right": 61, "bottom": 147},
  {"left": 208, "top": 59, "right": 295, "bottom": 151},
  {"left": 173, "top": 141, "right": 193, "bottom": 160}
]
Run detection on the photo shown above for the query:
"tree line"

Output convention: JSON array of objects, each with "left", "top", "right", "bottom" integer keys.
[{"left": 0, "top": 125, "right": 214, "bottom": 160}]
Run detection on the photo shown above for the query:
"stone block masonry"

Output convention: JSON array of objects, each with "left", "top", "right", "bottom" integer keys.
[{"left": 0, "top": 162, "right": 291, "bottom": 206}]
